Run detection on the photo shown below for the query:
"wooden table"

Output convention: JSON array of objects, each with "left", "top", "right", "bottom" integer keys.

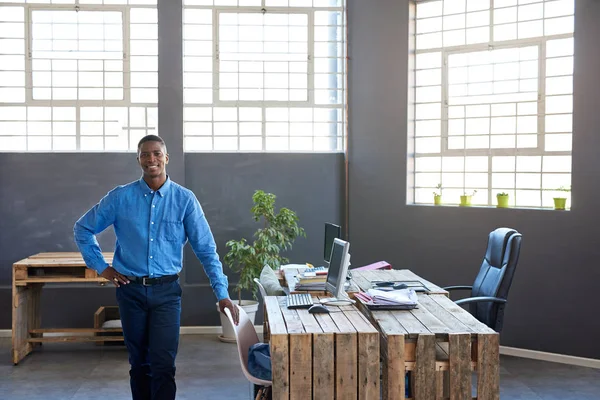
[
  {"left": 12, "top": 252, "right": 123, "bottom": 365},
  {"left": 351, "top": 269, "right": 500, "bottom": 400},
  {"left": 263, "top": 295, "right": 380, "bottom": 400}
]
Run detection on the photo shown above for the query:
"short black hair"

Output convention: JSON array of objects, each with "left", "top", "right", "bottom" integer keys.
[{"left": 137, "top": 134, "right": 167, "bottom": 154}]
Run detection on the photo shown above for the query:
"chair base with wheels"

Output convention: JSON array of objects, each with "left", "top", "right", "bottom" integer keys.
[{"left": 253, "top": 384, "right": 271, "bottom": 400}]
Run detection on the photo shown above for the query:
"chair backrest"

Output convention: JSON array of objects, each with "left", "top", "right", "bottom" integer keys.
[
  {"left": 254, "top": 277, "right": 268, "bottom": 301},
  {"left": 470, "top": 227, "right": 522, "bottom": 332},
  {"left": 224, "top": 305, "right": 272, "bottom": 386}
]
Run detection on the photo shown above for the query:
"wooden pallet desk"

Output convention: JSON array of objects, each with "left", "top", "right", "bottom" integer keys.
[
  {"left": 264, "top": 295, "right": 380, "bottom": 400},
  {"left": 12, "top": 252, "right": 123, "bottom": 365},
  {"left": 351, "top": 270, "right": 500, "bottom": 400}
]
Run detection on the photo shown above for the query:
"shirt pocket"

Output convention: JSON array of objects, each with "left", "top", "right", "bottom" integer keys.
[{"left": 161, "top": 220, "right": 183, "bottom": 242}]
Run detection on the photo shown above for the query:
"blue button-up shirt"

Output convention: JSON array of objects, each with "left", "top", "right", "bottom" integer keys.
[{"left": 74, "top": 177, "right": 230, "bottom": 301}]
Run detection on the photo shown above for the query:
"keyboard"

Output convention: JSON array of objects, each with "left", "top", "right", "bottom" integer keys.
[{"left": 286, "top": 293, "right": 314, "bottom": 309}]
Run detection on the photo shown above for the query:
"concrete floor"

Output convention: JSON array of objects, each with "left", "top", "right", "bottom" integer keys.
[{"left": 1, "top": 335, "right": 599, "bottom": 399}]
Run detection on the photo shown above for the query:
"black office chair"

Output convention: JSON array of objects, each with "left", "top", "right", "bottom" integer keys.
[{"left": 444, "top": 227, "right": 522, "bottom": 332}]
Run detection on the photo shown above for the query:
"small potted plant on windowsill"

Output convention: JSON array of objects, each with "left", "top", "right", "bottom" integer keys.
[
  {"left": 496, "top": 192, "right": 509, "bottom": 208},
  {"left": 433, "top": 183, "right": 442, "bottom": 205},
  {"left": 553, "top": 186, "right": 570, "bottom": 210},
  {"left": 460, "top": 190, "right": 477, "bottom": 207}
]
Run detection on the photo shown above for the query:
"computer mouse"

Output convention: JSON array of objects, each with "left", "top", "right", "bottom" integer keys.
[{"left": 308, "top": 304, "right": 330, "bottom": 314}]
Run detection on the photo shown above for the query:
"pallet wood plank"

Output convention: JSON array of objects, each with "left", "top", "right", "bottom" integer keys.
[
  {"left": 449, "top": 333, "right": 471, "bottom": 400},
  {"left": 477, "top": 333, "right": 500, "bottom": 400},
  {"left": 409, "top": 301, "right": 452, "bottom": 335},
  {"left": 351, "top": 271, "right": 373, "bottom": 291},
  {"left": 335, "top": 332, "right": 357, "bottom": 400},
  {"left": 428, "top": 295, "right": 495, "bottom": 334},
  {"left": 417, "top": 294, "right": 476, "bottom": 333},
  {"left": 27, "top": 336, "right": 125, "bottom": 343},
  {"left": 290, "top": 333, "right": 312, "bottom": 400},
  {"left": 383, "top": 334, "right": 405, "bottom": 400},
  {"left": 414, "top": 333, "right": 436, "bottom": 400},
  {"left": 265, "top": 296, "right": 288, "bottom": 335},
  {"left": 271, "top": 333, "right": 290, "bottom": 400},
  {"left": 391, "top": 310, "right": 430, "bottom": 335},
  {"left": 344, "top": 310, "right": 379, "bottom": 399},
  {"left": 280, "top": 298, "right": 305, "bottom": 334},
  {"left": 314, "top": 313, "right": 339, "bottom": 333},
  {"left": 296, "top": 309, "right": 323, "bottom": 333},
  {"left": 313, "top": 332, "right": 335, "bottom": 400}
]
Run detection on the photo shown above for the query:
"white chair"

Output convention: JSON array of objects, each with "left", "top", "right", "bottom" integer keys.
[
  {"left": 253, "top": 277, "right": 268, "bottom": 301},
  {"left": 224, "top": 305, "right": 272, "bottom": 400}
]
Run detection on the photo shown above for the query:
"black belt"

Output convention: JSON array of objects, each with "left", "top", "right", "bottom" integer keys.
[{"left": 126, "top": 274, "right": 179, "bottom": 286}]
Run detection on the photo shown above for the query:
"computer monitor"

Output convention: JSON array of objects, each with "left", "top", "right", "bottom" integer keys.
[
  {"left": 324, "top": 222, "right": 341, "bottom": 264},
  {"left": 321, "top": 238, "right": 354, "bottom": 306}
]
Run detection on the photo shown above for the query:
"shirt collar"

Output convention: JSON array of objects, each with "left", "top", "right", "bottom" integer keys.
[{"left": 138, "top": 176, "right": 172, "bottom": 197}]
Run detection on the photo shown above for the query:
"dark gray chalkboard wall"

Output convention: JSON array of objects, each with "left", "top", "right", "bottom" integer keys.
[
  {"left": 1, "top": 0, "right": 599, "bottom": 360},
  {"left": 0, "top": 153, "right": 344, "bottom": 328}
]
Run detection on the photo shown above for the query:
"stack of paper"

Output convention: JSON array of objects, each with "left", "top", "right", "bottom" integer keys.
[
  {"left": 294, "top": 274, "right": 327, "bottom": 291},
  {"left": 354, "top": 288, "right": 419, "bottom": 309},
  {"left": 366, "top": 288, "right": 418, "bottom": 305}
]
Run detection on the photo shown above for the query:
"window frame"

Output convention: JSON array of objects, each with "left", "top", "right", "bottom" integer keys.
[
  {"left": 182, "top": 1, "right": 347, "bottom": 153},
  {"left": 0, "top": 1, "right": 158, "bottom": 152},
  {"left": 411, "top": 0, "right": 574, "bottom": 208}
]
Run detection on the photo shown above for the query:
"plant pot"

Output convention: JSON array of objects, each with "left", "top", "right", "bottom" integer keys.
[
  {"left": 497, "top": 195, "right": 509, "bottom": 208},
  {"left": 433, "top": 195, "right": 442, "bottom": 205},
  {"left": 553, "top": 197, "right": 567, "bottom": 210},
  {"left": 216, "top": 299, "right": 259, "bottom": 343},
  {"left": 459, "top": 195, "right": 472, "bottom": 206}
]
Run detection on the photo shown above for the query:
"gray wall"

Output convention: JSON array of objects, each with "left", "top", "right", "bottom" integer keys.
[
  {"left": 0, "top": 153, "right": 344, "bottom": 329},
  {"left": 348, "top": 0, "right": 600, "bottom": 359}
]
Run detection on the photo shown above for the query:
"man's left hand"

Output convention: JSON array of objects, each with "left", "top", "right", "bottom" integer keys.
[{"left": 219, "top": 298, "right": 239, "bottom": 325}]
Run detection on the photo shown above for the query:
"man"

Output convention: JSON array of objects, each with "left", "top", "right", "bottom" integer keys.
[{"left": 74, "top": 134, "right": 239, "bottom": 400}]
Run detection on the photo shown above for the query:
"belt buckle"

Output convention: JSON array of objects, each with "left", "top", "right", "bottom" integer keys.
[{"left": 142, "top": 277, "right": 149, "bottom": 286}]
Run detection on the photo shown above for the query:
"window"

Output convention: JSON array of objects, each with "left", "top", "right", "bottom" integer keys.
[
  {"left": 0, "top": 0, "right": 158, "bottom": 152},
  {"left": 183, "top": 0, "right": 346, "bottom": 152},
  {"left": 411, "top": 0, "right": 574, "bottom": 208}
]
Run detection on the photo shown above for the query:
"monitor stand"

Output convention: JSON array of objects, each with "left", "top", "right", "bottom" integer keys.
[{"left": 319, "top": 293, "right": 355, "bottom": 306}]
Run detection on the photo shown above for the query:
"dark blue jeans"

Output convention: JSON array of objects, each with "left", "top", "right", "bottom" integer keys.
[{"left": 116, "top": 279, "right": 182, "bottom": 400}]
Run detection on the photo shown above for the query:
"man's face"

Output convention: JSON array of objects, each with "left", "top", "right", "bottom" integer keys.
[{"left": 137, "top": 141, "right": 169, "bottom": 179}]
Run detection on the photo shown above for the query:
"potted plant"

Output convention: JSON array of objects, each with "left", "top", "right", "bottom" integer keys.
[
  {"left": 553, "top": 186, "right": 570, "bottom": 210},
  {"left": 221, "top": 190, "right": 306, "bottom": 342},
  {"left": 496, "top": 192, "right": 509, "bottom": 208},
  {"left": 433, "top": 183, "right": 442, "bottom": 205},
  {"left": 460, "top": 190, "right": 477, "bottom": 207}
]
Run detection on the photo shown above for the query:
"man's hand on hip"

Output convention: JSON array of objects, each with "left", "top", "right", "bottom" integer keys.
[
  {"left": 100, "top": 267, "right": 130, "bottom": 287},
  {"left": 219, "top": 298, "right": 239, "bottom": 325}
]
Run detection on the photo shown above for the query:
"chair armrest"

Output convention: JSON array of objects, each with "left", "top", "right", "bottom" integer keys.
[
  {"left": 455, "top": 296, "right": 507, "bottom": 306},
  {"left": 443, "top": 285, "right": 473, "bottom": 291}
]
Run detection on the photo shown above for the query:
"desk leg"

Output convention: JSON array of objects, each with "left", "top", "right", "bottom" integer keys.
[
  {"left": 29, "top": 284, "right": 43, "bottom": 346},
  {"left": 270, "top": 333, "right": 289, "bottom": 400},
  {"left": 12, "top": 284, "right": 33, "bottom": 365},
  {"left": 382, "top": 335, "right": 404, "bottom": 400},
  {"left": 477, "top": 334, "right": 500, "bottom": 400}
]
